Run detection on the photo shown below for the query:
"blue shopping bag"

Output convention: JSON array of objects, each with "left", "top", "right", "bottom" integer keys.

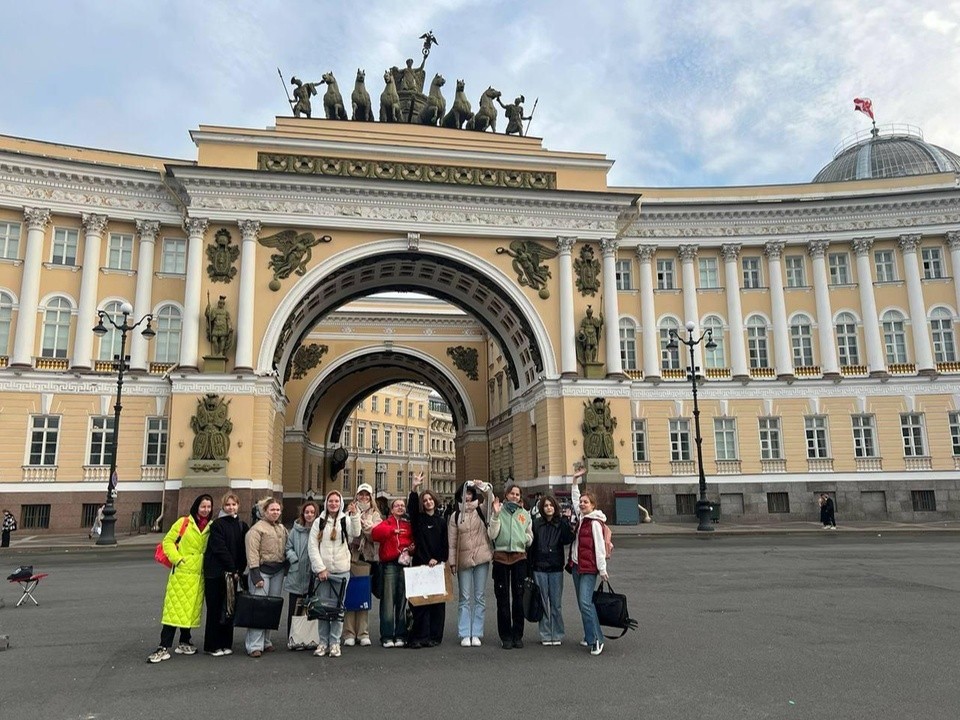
[{"left": 344, "top": 574, "right": 372, "bottom": 611}]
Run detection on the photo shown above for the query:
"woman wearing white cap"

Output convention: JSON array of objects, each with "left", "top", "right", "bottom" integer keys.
[{"left": 342, "top": 483, "right": 381, "bottom": 647}]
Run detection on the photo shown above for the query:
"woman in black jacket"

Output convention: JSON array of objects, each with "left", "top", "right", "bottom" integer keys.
[
  {"left": 407, "top": 472, "right": 449, "bottom": 648},
  {"left": 202, "top": 492, "right": 249, "bottom": 656},
  {"left": 530, "top": 494, "right": 575, "bottom": 646}
]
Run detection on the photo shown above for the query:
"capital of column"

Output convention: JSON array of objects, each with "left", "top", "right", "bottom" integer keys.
[
  {"left": 239, "top": 219, "right": 262, "bottom": 243},
  {"left": 720, "top": 243, "right": 741, "bottom": 262},
  {"left": 677, "top": 244, "right": 699, "bottom": 262},
  {"left": 947, "top": 231, "right": 960, "bottom": 250},
  {"left": 898, "top": 233, "right": 921, "bottom": 254},
  {"left": 851, "top": 237, "right": 875, "bottom": 257},
  {"left": 183, "top": 216, "right": 209, "bottom": 238},
  {"left": 599, "top": 237, "right": 619, "bottom": 257},
  {"left": 763, "top": 241, "right": 785, "bottom": 259},
  {"left": 556, "top": 236, "right": 577, "bottom": 254},
  {"left": 635, "top": 244, "right": 657, "bottom": 263},
  {"left": 24, "top": 206, "right": 51, "bottom": 231},
  {"left": 807, "top": 239, "right": 829, "bottom": 259},
  {"left": 135, "top": 219, "right": 160, "bottom": 243},
  {"left": 81, "top": 212, "right": 108, "bottom": 235}
]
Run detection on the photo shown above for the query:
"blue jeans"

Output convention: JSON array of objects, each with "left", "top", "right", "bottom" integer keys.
[
  {"left": 317, "top": 572, "right": 349, "bottom": 646},
  {"left": 572, "top": 566, "right": 602, "bottom": 646},
  {"left": 244, "top": 571, "right": 284, "bottom": 654},
  {"left": 533, "top": 570, "right": 565, "bottom": 642},
  {"left": 379, "top": 562, "right": 407, "bottom": 643},
  {"left": 456, "top": 562, "right": 489, "bottom": 639}
]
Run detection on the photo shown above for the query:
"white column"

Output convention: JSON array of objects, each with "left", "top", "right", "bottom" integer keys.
[
  {"left": 947, "top": 231, "right": 960, "bottom": 336},
  {"left": 236, "top": 219, "right": 261, "bottom": 372},
  {"left": 678, "top": 244, "right": 703, "bottom": 372},
  {"left": 556, "top": 236, "right": 577, "bottom": 376},
  {"left": 180, "top": 217, "right": 208, "bottom": 370},
  {"left": 898, "top": 233, "right": 935, "bottom": 373},
  {"left": 72, "top": 213, "right": 108, "bottom": 369},
  {"left": 852, "top": 237, "right": 886, "bottom": 375},
  {"left": 129, "top": 220, "right": 159, "bottom": 372},
  {"left": 599, "top": 238, "right": 622, "bottom": 376},
  {"left": 11, "top": 207, "right": 50, "bottom": 367},
  {"left": 719, "top": 244, "right": 748, "bottom": 379},
  {"left": 808, "top": 239, "right": 839, "bottom": 377},
  {"left": 764, "top": 241, "right": 794, "bottom": 378},
  {"left": 636, "top": 245, "right": 659, "bottom": 380}
]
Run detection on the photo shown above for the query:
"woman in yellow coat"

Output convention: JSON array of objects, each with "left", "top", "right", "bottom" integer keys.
[{"left": 148, "top": 494, "right": 213, "bottom": 663}]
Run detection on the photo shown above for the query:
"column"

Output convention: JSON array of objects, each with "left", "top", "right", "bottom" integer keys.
[
  {"left": 898, "top": 233, "right": 935, "bottom": 373},
  {"left": 764, "top": 241, "right": 794, "bottom": 379},
  {"left": 556, "top": 236, "right": 577, "bottom": 377},
  {"left": 129, "top": 220, "right": 159, "bottom": 372},
  {"left": 852, "top": 237, "right": 886, "bottom": 376},
  {"left": 946, "top": 231, "right": 960, "bottom": 334},
  {"left": 719, "top": 244, "right": 749, "bottom": 379},
  {"left": 180, "top": 217, "right": 208, "bottom": 370},
  {"left": 235, "top": 219, "right": 261, "bottom": 372},
  {"left": 11, "top": 207, "right": 50, "bottom": 367},
  {"left": 808, "top": 240, "right": 839, "bottom": 377},
  {"left": 636, "top": 245, "right": 659, "bottom": 380},
  {"left": 599, "top": 238, "right": 623, "bottom": 376},
  {"left": 72, "top": 213, "right": 108, "bottom": 370},
  {"left": 678, "top": 244, "right": 703, "bottom": 372}
]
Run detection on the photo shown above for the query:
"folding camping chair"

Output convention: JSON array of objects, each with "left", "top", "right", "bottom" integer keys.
[{"left": 9, "top": 572, "right": 48, "bottom": 607}]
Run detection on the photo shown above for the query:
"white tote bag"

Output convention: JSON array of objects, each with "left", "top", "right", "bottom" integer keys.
[{"left": 288, "top": 599, "right": 319, "bottom": 650}]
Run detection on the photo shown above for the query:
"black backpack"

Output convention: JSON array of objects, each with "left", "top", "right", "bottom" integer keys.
[{"left": 7, "top": 565, "right": 33, "bottom": 581}]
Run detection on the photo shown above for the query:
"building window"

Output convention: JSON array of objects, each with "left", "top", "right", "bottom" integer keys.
[
  {"left": 828, "top": 253, "right": 850, "bottom": 284},
  {"left": 698, "top": 257, "right": 719, "bottom": 289},
  {"left": 370, "top": 428, "right": 379, "bottom": 449},
  {"left": 874, "top": 250, "right": 896, "bottom": 282},
  {"left": 746, "top": 315, "right": 769, "bottom": 369},
  {"left": 790, "top": 314, "right": 814, "bottom": 367},
  {"left": 741, "top": 257, "right": 762, "bottom": 288},
  {"left": 615, "top": 259, "right": 633, "bottom": 290},
  {"left": 397, "top": 400, "right": 403, "bottom": 417},
  {"left": 804, "top": 416, "right": 829, "bottom": 459},
  {"left": 713, "top": 418, "right": 738, "bottom": 460},
  {"left": 357, "top": 426, "right": 366, "bottom": 450},
  {"left": 950, "top": 412, "right": 960, "bottom": 455},
  {"left": 97, "top": 301, "right": 126, "bottom": 361},
  {"left": 397, "top": 432, "right": 404, "bottom": 453},
  {"left": 418, "top": 404, "right": 424, "bottom": 419},
  {"left": 851, "top": 415, "right": 877, "bottom": 458},
  {"left": 29, "top": 415, "right": 60, "bottom": 466},
  {"left": 900, "top": 413, "right": 926, "bottom": 457},
  {"left": 834, "top": 312, "right": 860, "bottom": 366},
  {"left": 160, "top": 238, "right": 186, "bottom": 274},
  {"left": 154, "top": 305, "right": 182, "bottom": 364},
  {"left": 619, "top": 318, "right": 637, "bottom": 370},
  {"left": 758, "top": 417, "right": 782, "bottom": 460},
  {"left": 785, "top": 255, "right": 806, "bottom": 287},
  {"left": 343, "top": 425, "right": 353, "bottom": 447},
  {"left": 669, "top": 419, "right": 691, "bottom": 461},
  {"left": 41, "top": 297, "right": 72, "bottom": 358},
  {"left": 0, "top": 221, "right": 21, "bottom": 259},
  {"left": 675, "top": 494, "right": 696, "bottom": 515},
  {"left": 82, "top": 503, "right": 101, "bottom": 528},
  {"left": 911, "top": 490, "right": 936, "bottom": 512},
  {"left": 418, "top": 433, "right": 425, "bottom": 454},
  {"left": 656, "top": 259, "right": 675, "bottom": 290},
  {"left": 371, "top": 395, "right": 378, "bottom": 412},
  {"left": 660, "top": 318, "right": 681, "bottom": 370},
  {"left": 396, "top": 470, "right": 403, "bottom": 492},
  {"left": 88, "top": 416, "right": 115, "bottom": 466},
  {"left": 408, "top": 403, "right": 414, "bottom": 418},
  {"left": 921, "top": 247, "right": 944, "bottom": 279},
  {"left": 407, "top": 431, "right": 414, "bottom": 451},
  {"left": 0, "top": 290, "right": 13, "bottom": 355},
  {"left": 358, "top": 399, "right": 365, "bottom": 411},
  {"left": 384, "top": 429, "right": 392, "bottom": 451},
  {"left": 384, "top": 398, "right": 391, "bottom": 415},
  {"left": 21, "top": 504, "right": 51, "bottom": 529},
  {"left": 52, "top": 227, "right": 79, "bottom": 266},
  {"left": 703, "top": 316, "right": 725, "bottom": 368},
  {"left": 631, "top": 419, "right": 647, "bottom": 462},
  {"left": 145, "top": 417, "right": 168, "bottom": 466},
  {"left": 930, "top": 307, "right": 957, "bottom": 363},
  {"left": 107, "top": 233, "right": 134, "bottom": 270},
  {"left": 767, "top": 492, "right": 791, "bottom": 514},
  {"left": 342, "top": 469, "right": 352, "bottom": 493},
  {"left": 881, "top": 310, "right": 908, "bottom": 364}
]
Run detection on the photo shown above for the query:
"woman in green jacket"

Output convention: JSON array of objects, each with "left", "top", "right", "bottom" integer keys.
[
  {"left": 489, "top": 483, "right": 533, "bottom": 649},
  {"left": 148, "top": 494, "right": 213, "bottom": 663}
]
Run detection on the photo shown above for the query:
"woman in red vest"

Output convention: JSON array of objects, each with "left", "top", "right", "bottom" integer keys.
[
  {"left": 570, "top": 467, "right": 609, "bottom": 656},
  {"left": 371, "top": 497, "right": 415, "bottom": 647}
]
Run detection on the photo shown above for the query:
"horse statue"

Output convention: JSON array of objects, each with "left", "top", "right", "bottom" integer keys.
[
  {"left": 441, "top": 79, "right": 473, "bottom": 129},
  {"left": 351, "top": 69, "right": 374, "bottom": 122},
  {"left": 379, "top": 70, "right": 402, "bottom": 123},
  {"left": 418, "top": 73, "right": 446, "bottom": 126},
  {"left": 321, "top": 72, "right": 348, "bottom": 120},
  {"left": 466, "top": 86, "right": 500, "bottom": 132}
]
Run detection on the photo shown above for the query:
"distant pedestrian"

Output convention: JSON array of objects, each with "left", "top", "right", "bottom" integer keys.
[
  {"left": 88, "top": 505, "right": 104, "bottom": 538},
  {"left": 2, "top": 508, "right": 17, "bottom": 547},
  {"left": 820, "top": 494, "right": 837, "bottom": 529}
]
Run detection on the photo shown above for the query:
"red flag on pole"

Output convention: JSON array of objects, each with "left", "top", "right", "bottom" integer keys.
[{"left": 853, "top": 97, "right": 874, "bottom": 120}]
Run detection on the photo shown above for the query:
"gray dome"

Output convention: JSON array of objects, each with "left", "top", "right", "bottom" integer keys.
[{"left": 813, "top": 126, "right": 960, "bottom": 183}]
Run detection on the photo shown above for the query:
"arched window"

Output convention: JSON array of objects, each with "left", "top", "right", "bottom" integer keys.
[
  {"left": 97, "top": 301, "right": 126, "bottom": 361},
  {"left": 930, "top": 307, "right": 957, "bottom": 363},
  {"left": 789, "top": 314, "right": 814, "bottom": 367},
  {"left": 660, "top": 317, "right": 681, "bottom": 370},
  {"left": 835, "top": 312, "right": 860, "bottom": 366},
  {"left": 154, "top": 305, "right": 182, "bottom": 364},
  {"left": 0, "top": 291, "right": 13, "bottom": 356},
  {"left": 746, "top": 315, "right": 769, "bottom": 369},
  {"left": 881, "top": 310, "right": 908, "bottom": 364},
  {"left": 41, "top": 296, "right": 72, "bottom": 358},
  {"left": 619, "top": 318, "right": 637, "bottom": 370},
  {"left": 703, "top": 316, "right": 725, "bottom": 368}
]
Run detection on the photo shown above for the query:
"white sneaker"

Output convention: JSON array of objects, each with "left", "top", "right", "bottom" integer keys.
[
  {"left": 174, "top": 642, "right": 197, "bottom": 655},
  {"left": 579, "top": 640, "right": 588, "bottom": 647},
  {"left": 313, "top": 645, "right": 328, "bottom": 657},
  {"left": 328, "top": 644, "right": 341, "bottom": 657},
  {"left": 394, "top": 639, "right": 405, "bottom": 648},
  {"left": 206, "top": 649, "right": 226, "bottom": 657},
  {"left": 382, "top": 640, "right": 395, "bottom": 648},
  {"left": 590, "top": 641, "right": 604, "bottom": 656},
  {"left": 147, "top": 647, "right": 171, "bottom": 663},
  {"left": 343, "top": 637, "right": 356, "bottom": 647},
  {"left": 221, "top": 648, "right": 233, "bottom": 656},
  {"left": 359, "top": 637, "right": 372, "bottom": 647},
  {"left": 552, "top": 641, "right": 562, "bottom": 646},
  {"left": 461, "top": 637, "right": 472, "bottom": 647},
  {"left": 541, "top": 641, "right": 551, "bottom": 646},
  {"left": 470, "top": 637, "right": 482, "bottom": 647}
]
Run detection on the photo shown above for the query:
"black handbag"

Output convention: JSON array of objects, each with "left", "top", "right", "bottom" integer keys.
[
  {"left": 305, "top": 576, "right": 347, "bottom": 622},
  {"left": 232, "top": 592, "right": 284, "bottom": 630},
  {"left": 370, "top": 561, "right": 383, "bottom": 600},
  {"left": 521, "top": 576, "right": 544, "bottom": 622},
  {"left": 592, "top": 580, "right": 638, "bottom": 639}
]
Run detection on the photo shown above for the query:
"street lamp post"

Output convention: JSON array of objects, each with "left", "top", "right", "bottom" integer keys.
[
  {"left": 667, "top": 320, "right": 717, "bottom": 533},
  {"left": 92, "top": 301, "right": 155, "bottom": 546},
  {"left": 372, "top": 443, "right": 384, "bottom": 497}
]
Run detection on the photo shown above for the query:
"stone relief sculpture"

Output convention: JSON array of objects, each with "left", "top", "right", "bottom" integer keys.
[
  {"left": 576, "top": 305, "right": 603, "bottom": 366},
  {"left": 351, "top": 69, "right": 374, "bottom": 121},
  {"left": 258, "top": 229, "right": 333, "bottom": 290},
  {"left": 446, "top": 345, "right": 479, "bottom": 380},
  {"left": 574, "top": 245, "right": 600, "bottom": 296},
  {"left": 206, "top": 228, "right": 239, "bottom": 283},
  {"left": 321, "top": 72, "right": 348, "bottom": 120},
  {"left": 582, "top": 397, "right": 616, "bottom": 459},
  {"left": 191, "top": 393, "right": 232, "bottom": 461},
  {"left": 496, "top": 240, "right": 558, "bottom": 298},
  {"left": 204, "top": 293, "right": 234, "bottom": 357},
  {"left": 291, "top": 343, "right": 328, "bottom": 380}
]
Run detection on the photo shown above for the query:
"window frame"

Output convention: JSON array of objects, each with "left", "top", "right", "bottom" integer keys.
[
  {"left": 698, "top": 257, "right": 719, "bottom": 289},
  {"left": 921, "top": 247, "right": 944, "bottom": 280},
  {"left": 106, "top": 232, "right": 134, "bottom": 271},
  {"left": 0, "top": 221, "right": 21, "bottom": 260},
  {"left": 51, "top": 227, "right": 79, "bottom": 266},
  {"left": 784, "top": 255, "right": 806, "bottom": 287},
  {"left": 758, "top": 417, "right": 782, "bottom": 460},
  {"left": 28, "top": 415, "right": 60, "bottom": 466},
  {"left": 741, "top": 256, "right": 762, "bottom": 289},
  {"left": 615, "top": 259, "right": 633, "bottom": 290},
  {"left": 835, "top": 312, "right": 861, "bottom": 366},
  {"left": 851, "top": 414, "right": 878, "bottom": 458},
  {"left": 900, "top": 413, "right": 927, "bottom": 457},
  {"left": 88, "top": 416, "right": 116, "bottom": 466},
  {"left": 790, "top": 315, "right": 815, "bottom": 367},
  {"left": 145, "top": 416, "right": 169, "bottom": 467},
  {"left": 631, "top": 419, "right": 647, "bottom": 462},
  {"left": 804, "top": 415, "right": 829, "bottom": 459},
  {"left": 619, "top": 318, "right": 637, "bottom": 370},
  {"left": 160, "top": 237, "right": 187, "bottom": 274},
  {"left": 669, "top": 418, "right": 691, "bottom": 461},
  {"left": 828, "top": 252, "right": 851, "bottom": 285},
  {"left": 874, "top": 249, "right": 896, "bottom": 282},
  {"left": 656, "top": 259, "right": 675, "bottom": 290},
  {"left": 713, "top": 417, "right": 738, "bottom": 461}
]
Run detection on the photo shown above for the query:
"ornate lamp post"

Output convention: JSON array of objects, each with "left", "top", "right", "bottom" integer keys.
[
  {"left": 372, "top": 443, "right": 384, "bottom": 497},
  {"left": 666, "top": 320, "right": 717, "bottom": 532},
  {"left": 92, "top": 301, "right": 155, "bottom": 546}
]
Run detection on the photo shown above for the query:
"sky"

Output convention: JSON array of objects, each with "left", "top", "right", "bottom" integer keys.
[{"left": 3, "top": 0, "right": 960, "bottom": 188}]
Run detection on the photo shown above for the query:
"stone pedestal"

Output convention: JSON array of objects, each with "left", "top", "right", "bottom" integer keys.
[
  {"left": 580, "top": 362, "right": 605, "bottom": 380},
  {"left": 202, "top": 355, "right": 227, "bottom": 373},
  {"left": 182, "top": 459, "right": 229, "bottom": 488},
  {"left": 585, "top": 457, "right": 623, "bottom": 483}
]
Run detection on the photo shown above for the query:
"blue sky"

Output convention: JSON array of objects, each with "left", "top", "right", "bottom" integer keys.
[{"left": 3, "top": 0, "right": 959, "bottom": 187}]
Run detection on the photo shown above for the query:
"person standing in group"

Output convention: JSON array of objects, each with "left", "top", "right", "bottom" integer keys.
[
  {"left": 1, "top": 508, "right": 17, "bottom": 548},
  {"left": 447, "top": 479, "right": 494, "bottom": 648},
  {"left": 343, "top": 483, "right": 380, "bottom": 647},
  {"left": 147, "top": 494, "right": 213, "bottom": 663},
  {"left": 244, "top": 498, "right": 288, "bottom": 658},
  {"left": 308, "top": 491, "right": 360, "bottom": 658},
  {"left": 202, "top": 492, "right": 249, "bottom": 657},
  {"left": 284, "top": 500, "right": 319, "bottom": 645},
  {"left": 489, "top": 483, "right": 533, "bottom": 649},
  {"left": 530, "top": 494, "right": 575, "bottom": 646},
  {"left": 570, "top": 467, "right": 609, "bottom": 657},
  {"left": 407, "top": 472, "right": 449, "bottom": 648},
  {"left": 371, "top": 496, "right": 414, "bottom": 648}
]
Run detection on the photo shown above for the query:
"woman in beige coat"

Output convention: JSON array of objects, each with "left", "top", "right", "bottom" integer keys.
[
  {"left": 447, "top": 480, "right": 494, "bottom": 647},
  {"left": 244, "top": 498, "right": 288, "bottom": 657}
]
